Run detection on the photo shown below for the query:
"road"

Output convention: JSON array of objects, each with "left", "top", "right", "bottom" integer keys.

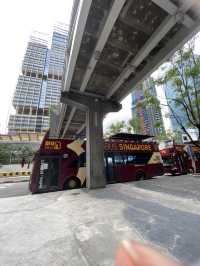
[
  {"left": 0, "top": 182, "right": 29, "bottom": 198},
  {"left": 0, "top": 175, "right": 200, "bottom": 265}
]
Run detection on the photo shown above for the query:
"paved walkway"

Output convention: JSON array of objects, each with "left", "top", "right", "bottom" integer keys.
[{"left": 1, "top": 175, "right": 200, "bottom": 265}]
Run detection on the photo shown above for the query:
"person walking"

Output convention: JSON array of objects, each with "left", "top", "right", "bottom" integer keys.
[{"left": 21, "top": 157, "right": 25, "bottom": 168}]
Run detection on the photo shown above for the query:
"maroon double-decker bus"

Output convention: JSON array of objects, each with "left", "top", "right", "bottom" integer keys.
[
  {"left": 29, "top": 133, "right": 163, "bottom": 193},
  {"left": 159, "top": 140, "right": 200, "bottom": 175}
]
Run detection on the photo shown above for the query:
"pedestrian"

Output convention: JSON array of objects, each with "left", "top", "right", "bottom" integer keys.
[
  {"left": 21, "top": 157, "right": 25, "bottom": 168},
  {"left": 27, "top": 160, "right": 30, "bottom": 169}
]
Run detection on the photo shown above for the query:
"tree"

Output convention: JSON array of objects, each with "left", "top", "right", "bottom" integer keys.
[
  {"left": 154, "top": 36, "right": 200, "bottom": 145},
  {"left": 105, "top": 121, "right": 126, "bottom": 137},
  {"left": 0, "top": 143, "right": 38, "bottom": 165},
  {"left": 126, "top": 118, "right": 141, "bottom": 134},
  {"left": 0, "top": 145, "right": 10, "bottom": 164}
]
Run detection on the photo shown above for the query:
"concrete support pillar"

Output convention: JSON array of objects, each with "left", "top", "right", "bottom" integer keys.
[
  {"left": 61, "top": 91, "right": 122, "bottom": 189},
  {"left": 86, "top": 99, "right": 105, "bottom": 188}
]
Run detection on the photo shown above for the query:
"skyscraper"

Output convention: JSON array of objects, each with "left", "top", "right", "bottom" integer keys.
[
  {"left": 131, "top": 78, "right": 165, "bottom": 137},
  {"left": 8, "top": 24, "right": 68, "bottom": 133}
]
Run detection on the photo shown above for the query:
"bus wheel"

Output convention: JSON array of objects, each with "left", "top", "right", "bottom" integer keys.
[
  {"left": 136, "top": 171, "right": 146, "bottom": 181},
  {"left": 64, "top": 177, "right": 81, "bottom": 190}
]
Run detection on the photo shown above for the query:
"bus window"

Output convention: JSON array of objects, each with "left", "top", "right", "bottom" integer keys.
[
  {"left": 127, "top": 155, "right": 135, "bottom": 164},
  {"left": 39, "top": 159, "right": 49, "bottom": 189},
  {"left": 126, "top": 153, "right": 151, "bottom": 165},
  {"left": 78, "top": 152, "right": 86, "bottom": 167},
  {"left": 69, "top": 158, "right": 78, "bottom": 168},
  {"left": 107, "top": 156, "right": 114, "bottom": 166},
  {"left": 114, "top": 154, "right": 124, "bottom": 164},
  {"left": 105, "top": 153, "right": 116, "bottom": 183},
  {"left": 194, "top": 152, "right": 200, "bottom": 159}
]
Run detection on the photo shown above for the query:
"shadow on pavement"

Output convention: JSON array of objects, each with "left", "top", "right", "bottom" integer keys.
[{"left": 84, "top": 180, "right": 200, "bottom": 265}]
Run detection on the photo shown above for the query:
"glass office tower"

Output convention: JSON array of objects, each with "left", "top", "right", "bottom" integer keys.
[{"left": 8, "top": 24, "right": 68, "bottom": 133}]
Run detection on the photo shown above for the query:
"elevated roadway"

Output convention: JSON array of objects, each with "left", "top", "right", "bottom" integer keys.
[{"left": 55, "top": 0, "right": 200, "bottom": 188}]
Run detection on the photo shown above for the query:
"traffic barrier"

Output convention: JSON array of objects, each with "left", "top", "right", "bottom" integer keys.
[{"left": 0, "top": 171, "right": 31, "bottom": 177}]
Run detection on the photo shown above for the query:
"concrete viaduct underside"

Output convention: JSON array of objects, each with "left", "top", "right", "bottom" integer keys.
[{"left": 53, "top": 0, "right": 200, "bottom": 189}]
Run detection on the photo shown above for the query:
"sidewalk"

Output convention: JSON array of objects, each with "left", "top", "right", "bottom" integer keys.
[{"left": 0, "top": 164, "right": 32, "bottom": 177}]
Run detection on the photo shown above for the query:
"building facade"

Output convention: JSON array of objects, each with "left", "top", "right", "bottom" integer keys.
[
  {"left": 8, "top": 25, "right": 68, "bottom": 133},
  {"left": 131, "top": 78, "right": 165, "bottom": 137}
]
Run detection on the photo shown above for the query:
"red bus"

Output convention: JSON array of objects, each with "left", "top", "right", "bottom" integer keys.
[
  {"left": 159, "top": 140, "right": 200, "bottom": 175},
  {"left": 29, "top": 133, "right": 163, "bottom": 193}
]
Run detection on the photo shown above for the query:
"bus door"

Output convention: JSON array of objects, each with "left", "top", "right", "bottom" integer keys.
[
  {"left": 105, "top": 153, "right": 117, "bottom": 183},
  {"left": 38, "top": 156, "right": 60, "bottom": 191}
]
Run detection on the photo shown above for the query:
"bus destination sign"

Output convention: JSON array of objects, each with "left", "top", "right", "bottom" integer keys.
[
  {"left": 104, "top": 142, "right": 152, "bottom": 152},
  {"left": 44, "top": 140, "right": 62, "bottom": 150}
]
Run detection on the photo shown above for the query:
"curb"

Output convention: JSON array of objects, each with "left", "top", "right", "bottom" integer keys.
[{"left": 0, "top": 171, "right": 31, "bottom": 177}]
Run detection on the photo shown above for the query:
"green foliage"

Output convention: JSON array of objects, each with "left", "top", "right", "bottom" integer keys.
[
  {"left": 49, "top": 105, "right": 57, "bottom": 116},
  {"left": 105, "top": 121, "right": 126, "bottom": 137},
  {"left": 142, "top": 89, "right": 160, "bottom": 108},
  {"left": 105, "top": 118, "right": 146, "bottom": 137},
  {"left": 153, "top": 121, "right": 161, "bottom": 128},
  {"left": 127, "top": 118, "right": 141, "bottom": 134},
  {"left": 0, "top": 143, "right": 39, "bottom": 164},
  {"left": 153, "top": 37, "right": 200, "bottom": 144}
]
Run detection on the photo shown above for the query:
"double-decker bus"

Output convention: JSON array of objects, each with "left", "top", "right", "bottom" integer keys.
[
  {"left": 159, "top": 140, "right": 200, "bottom": 175},
  {"left": 29, "top": 133, "right": 163, "bottom": 193}
]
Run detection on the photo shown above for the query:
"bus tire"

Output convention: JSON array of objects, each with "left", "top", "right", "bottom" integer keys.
[
  {"left": 136, "top": 171, "right": 146, "bottom": 181},
  {"left": 64, "top": 177, "right": 81, "bottom": 190}
]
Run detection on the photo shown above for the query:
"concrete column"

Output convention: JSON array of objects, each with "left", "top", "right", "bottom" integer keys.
[
  {"left": 86, "top": 99, "right": 105, "bottom": 189},
  {"left": 61, "top": 91, "right": 122, "bottom": 189}
]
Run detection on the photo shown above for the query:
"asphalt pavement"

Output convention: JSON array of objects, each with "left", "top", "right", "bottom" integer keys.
[
  {"left": 135, "top": 174, "right": 200, "bottom": 200},
  {"left": 0, "top": 175, "right": 200, "bottom": 265},
  {"left": 0, "top": 182, "right": 29, "bottom": 198}
]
